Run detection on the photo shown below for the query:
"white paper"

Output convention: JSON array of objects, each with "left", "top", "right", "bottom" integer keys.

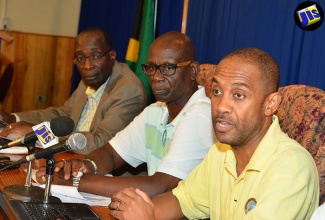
[
  {"left": 31, "top": 169, "right": 111, "bottom": 206},
  {"left": 40, "top": 184, "right": 111, "bottom": 206}
]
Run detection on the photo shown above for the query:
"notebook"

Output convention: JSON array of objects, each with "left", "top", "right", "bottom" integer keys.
[{"left": 6, "top": 200, "right": 101, "bottom": 220}]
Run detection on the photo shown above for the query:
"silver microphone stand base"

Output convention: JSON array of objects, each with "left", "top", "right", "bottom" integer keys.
[
  {"left": 1, "top": 185, "right": 44, "bottom": 202},
  {"left": 32, "top": 194, "right": 61, "bottom": 203},
  {"left": 2, "top": 185, "right": 61, "bottom": 203}
]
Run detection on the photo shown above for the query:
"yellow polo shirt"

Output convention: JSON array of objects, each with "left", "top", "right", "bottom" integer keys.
[{"left": 173, "top": 116, "right": 319, "bottom": 220}]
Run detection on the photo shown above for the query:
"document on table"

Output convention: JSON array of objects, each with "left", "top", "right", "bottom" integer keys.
[
  {"left": 39, "top": 184, "right": 111, "bottom": 206},
  {"left": 31, "top": 169, "right": 111, "bottom": 206}
]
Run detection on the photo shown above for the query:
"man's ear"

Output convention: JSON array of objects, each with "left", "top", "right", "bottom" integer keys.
[
  {"left": 265, "top": 92, "right": 282, "bottom": 116},
  {"left": 109, "top": 50, "right": 116, "bottom": 60},
  {"left": 191, "top": 61, "right": 200, "bottom": 80}
]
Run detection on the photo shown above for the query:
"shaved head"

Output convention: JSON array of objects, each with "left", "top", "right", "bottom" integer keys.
[{"left": 150, "top": 31, "right": 197, "bottom": 62}]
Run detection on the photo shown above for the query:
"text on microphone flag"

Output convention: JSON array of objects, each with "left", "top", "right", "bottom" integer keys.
[{"left": 32, "top": 122, "right": 58, "bottom": 148}]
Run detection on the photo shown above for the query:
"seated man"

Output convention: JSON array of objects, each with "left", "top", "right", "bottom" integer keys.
[
  {"left": 35, "top": 31, "right": 216, "bottom": 198},
  {"left": 109, "top": 48, "right": 320, "bottom": 219},
  {"left": 0, "top": 27, "right": 146, "bottom": 154}
]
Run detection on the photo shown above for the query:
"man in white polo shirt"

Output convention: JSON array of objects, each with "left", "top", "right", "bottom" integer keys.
[{"left": 35, "top": 31, "right": 216, "bottom": 198}]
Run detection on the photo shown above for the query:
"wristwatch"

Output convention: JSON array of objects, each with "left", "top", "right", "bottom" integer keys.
[
  {"left": 82, "top": 159, "right": 97, "bottom": 174},
  {"left": 73, "top": 171, "right": 83, "bottom": 188}
]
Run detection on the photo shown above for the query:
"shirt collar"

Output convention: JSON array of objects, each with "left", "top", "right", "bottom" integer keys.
[
  {"left": 85, "top": 76, "right": 110, "bottom": 97},
  {"left": 246, "top": 115, "right": 282, "bottom": 171},
  {"left": 224, "top": 115, "right": 283, "bottom": 176},
  {"left": 160, "top": 86, "right": 208, "bottom": 126}
]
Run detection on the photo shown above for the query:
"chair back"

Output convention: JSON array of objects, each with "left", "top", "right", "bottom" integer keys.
[
  {"left": 275, "top": 84, "right": 325, "bottom": 204},
  {"left": 0, "top": 63, "right": 14, "bottom": 102},
  {"left": 196, "top": 64, "right": 217, "bottom": 97}
]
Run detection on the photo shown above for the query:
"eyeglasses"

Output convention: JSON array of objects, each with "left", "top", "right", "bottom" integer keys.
[
  {"left": 141, "top": 60, "right": 193, "bottom": 76},
  {"left": 73, "top": 50, "right": 110, "bottom": 66}
]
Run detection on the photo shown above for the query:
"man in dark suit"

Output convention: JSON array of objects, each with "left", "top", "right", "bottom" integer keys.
[{"left": 0, "top": 27, "right": 146, "bottom": 154}]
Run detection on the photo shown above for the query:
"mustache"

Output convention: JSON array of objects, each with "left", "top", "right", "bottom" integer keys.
[{"left": 214, "top": 113, "right": 235, "bottom": 124}]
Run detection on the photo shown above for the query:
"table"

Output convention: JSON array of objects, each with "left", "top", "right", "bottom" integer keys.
[{"left": 0, "top": 151, "right": 115, "bottom": 220}]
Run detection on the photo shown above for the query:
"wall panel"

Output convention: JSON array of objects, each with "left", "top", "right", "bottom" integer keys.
[{"left": 0, "top": 31, "right": 75, "bottom": 113}]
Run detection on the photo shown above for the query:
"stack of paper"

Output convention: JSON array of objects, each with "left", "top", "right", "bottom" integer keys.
[
  {"left": 31, "top": 169, "right": 111, "bottom": 206},
  {"left": 39, "top": 184, "right": 111, "bottom": 206}
]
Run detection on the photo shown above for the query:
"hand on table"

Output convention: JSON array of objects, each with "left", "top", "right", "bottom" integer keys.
[
  {"left": 0, "top": 121, "right": 34, "bottom": 137},
  {"left": 109, "top": 187, "right": 154, "bottom": 220},
  {"left": 35, "top": 158, "right": 97, "bottom": 185},
  {"left": 0, "top": 110, "right": 16, "bottom": 129}
]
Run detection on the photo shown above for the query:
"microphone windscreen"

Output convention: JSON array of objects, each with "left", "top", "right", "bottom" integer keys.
[
  {"left": 67, "top": 133, "right": 87, "bottom": 150},
  {"left": 50, "top": 116, "right": 74, "bottom": 137}
]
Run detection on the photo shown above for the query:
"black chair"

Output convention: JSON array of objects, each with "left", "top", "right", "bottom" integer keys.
[{"left": 0, "top": 63, "right": 14, "bottom": 106}]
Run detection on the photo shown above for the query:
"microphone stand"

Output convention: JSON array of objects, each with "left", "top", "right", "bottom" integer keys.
[
  {"left": 25, "top": 144, "right": 34, "bottom": 187},
  {"left": 40, "top": 156, "right": 61, "bottom": 203},
  {"left": 1, "top": 142, "right": 45, "bottom": 201}
]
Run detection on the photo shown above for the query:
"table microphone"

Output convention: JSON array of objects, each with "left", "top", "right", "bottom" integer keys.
[
  {"left": 0, "top": 133, "right": 87, "bottom": 171},
  {"left": 0, "top": 117, "right": 76, "bottom": 202},
  {"left": 0, "top": 116, "right": 74, "bottom": 150}
]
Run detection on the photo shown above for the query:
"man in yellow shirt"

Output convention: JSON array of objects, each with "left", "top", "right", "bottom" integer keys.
[{"left": 109, "top": 48, "right": 319, "bottom": 220}]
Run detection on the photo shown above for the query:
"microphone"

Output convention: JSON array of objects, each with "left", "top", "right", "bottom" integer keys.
[
  {"left": 0, "top": 116, "right": 74, "bottom": 150},
  {"left": 0, "top": 133, "right": 87, "bottom": 171},
  {"left": 50, "top": 116, "right": 75, "bottom": 137}
]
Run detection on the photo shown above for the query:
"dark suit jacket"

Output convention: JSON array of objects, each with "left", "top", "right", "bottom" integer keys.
[{"left": 16, "top": 61, "right": 146, "bottom": 154}]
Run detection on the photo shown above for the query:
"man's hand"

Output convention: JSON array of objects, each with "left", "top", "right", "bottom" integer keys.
[
  {"left": 0, "top": 110, "right": 16, "bottom": 128},
  {"left": 109, "top": 187, "right": 155, "bottom": 220},
  {"left": 35, "top": 166, "right": 74, "bottom": 186},
  {"left": 0, "top": 121, "right": 34, "bottom": 137},
  {"left": 35, "top": 159, "right": 96, "bottom": 184}
]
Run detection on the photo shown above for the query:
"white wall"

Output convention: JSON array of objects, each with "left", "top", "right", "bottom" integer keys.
[{"left": 0, "top": 0, "right": 81, "bottom": 37}]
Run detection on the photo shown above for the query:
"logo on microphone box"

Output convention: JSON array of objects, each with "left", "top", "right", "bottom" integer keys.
[
  {"left": 32, "top": 122, "right": 59, "bottom": 148},
  {"left": 34, "top": 125, "right": 54, "bottom": 143},
  {"left": 294, "top": 1, "right": 323, "bottom": 30}
]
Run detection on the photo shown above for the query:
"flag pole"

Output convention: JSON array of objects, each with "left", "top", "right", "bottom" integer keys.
[
  {"left": 181, "top": 0, "right": 189, "bottom": 34},
  {"left": 154, "top": 0, "right": 158, "bottom": 38}
]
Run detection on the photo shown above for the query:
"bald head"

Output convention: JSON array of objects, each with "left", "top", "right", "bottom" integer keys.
[
  {"left": 222, "top": 48, "right": 280, "bottom": 95},
  {"left": 150, "top": 31, "right": 196, "bottom": 62},
  {"left": 145, "top": 31, "right": 199, "bottom": 104}
]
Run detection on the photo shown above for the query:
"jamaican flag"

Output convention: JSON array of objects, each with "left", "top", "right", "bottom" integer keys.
[{"left": 125, "top": 0, "right": 155, "bottom": 105}]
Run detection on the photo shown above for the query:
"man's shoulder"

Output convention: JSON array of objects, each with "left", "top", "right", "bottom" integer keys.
[
  {"left": 113, "top": 62, "right": 137, "bottom": 77},
  {"left": 263, "top": 131, "right": 317, "bottom": 179},
  {"left": 143, "top": 102, "right": 166, "bottom": 114},
  {"left": 110, "top": 62, "right": 143, "bottom": 87},
  {"left": 277, "top": 133, "right": 314, "bottom": 160},
  {"left": 184, "top": 88, "right": 211, "bottom": 115}
]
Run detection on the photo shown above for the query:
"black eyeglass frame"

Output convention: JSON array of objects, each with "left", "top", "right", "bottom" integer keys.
[
  {"left": 141, "top": 60, "right": 193, "bottom": 76},
  {"left": 73, "top": 50, "right": 111, "bottom": 66}
]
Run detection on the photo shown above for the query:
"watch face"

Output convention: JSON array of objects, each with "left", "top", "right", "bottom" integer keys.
[
  {"left": 73, "top": 171, "right": 84, "bottom": 187},
  {"left": 76, "top": 171, "right": 84, "bottom": 178}
]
